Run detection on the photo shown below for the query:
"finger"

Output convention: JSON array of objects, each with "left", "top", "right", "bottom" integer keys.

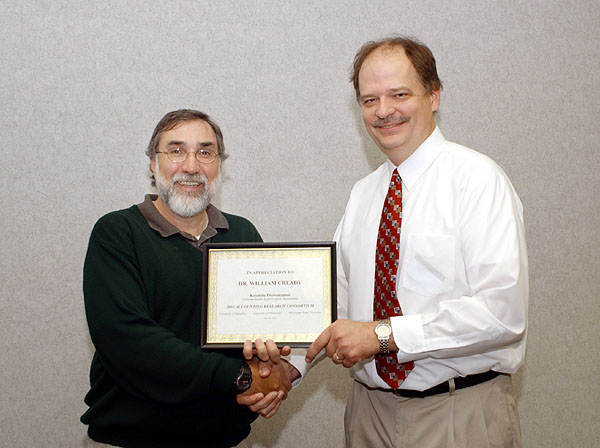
[
  {"left": 262, "top": 394, "right": 283, "bottom": 419},
  {"left": 277, "top": 389, "right": 286, "bottom": 401},
  {"left": 342, "top": 358, "right": 356, "bottom": 368},
  {"left": 258, "top": 359, "right": 272, "bottom": 378},
  {"left": 265, "top": 339, "right": 281, "bottom": 363},
  {"left": 281, "top": 345, "right": 292, "bottom": 357},
  {"left": 259, "top": 391, "right": 284, "bottom": 418},
  {"left": 263, "top": 399, "right": 282, "bottom": 419},
  {"left": 243, "top": 339, "right": 254, "bottom": 360},
  {"left": 324, "top": 339, "right": 339, "bottom": 359},
  {"left": 250, "top": 390, "right": 278, "bottom": 413},
  {"left": 305, "top": 328, "right": 331, "bottom": 363},
  {"left": 332, "top": 352, "right": 344, "bottom": 365},
  {"left": 254, "top": 338, "right": 269, "bottom": 362},
  {"left": 236, "top": 392, "right": 264, "bottom": 406}
]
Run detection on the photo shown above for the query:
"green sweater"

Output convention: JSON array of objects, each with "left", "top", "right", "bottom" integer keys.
[{"left": 81, "top": 201, "right": 262, "bottom": 448}]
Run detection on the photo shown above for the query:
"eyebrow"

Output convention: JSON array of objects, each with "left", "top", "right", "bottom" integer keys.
[
  {"left": 359, "top": 87, "right": 415, "bottom": 101},
  {"left": 166, "top": 140, "right": 216, "bottom": 148}
]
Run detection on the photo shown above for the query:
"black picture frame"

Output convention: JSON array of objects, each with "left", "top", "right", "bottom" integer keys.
[{"left": 201, "top": 241, "right": 337, "bottom": 349}]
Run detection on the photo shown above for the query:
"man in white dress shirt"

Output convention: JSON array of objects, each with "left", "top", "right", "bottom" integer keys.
[{"left": 305, "top": 36, "right": 528, "bottom": 447}]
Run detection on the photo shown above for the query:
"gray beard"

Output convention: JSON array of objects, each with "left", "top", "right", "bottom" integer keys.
[{"left": 155, "top": 162, "right": 221, "bottom": 218}]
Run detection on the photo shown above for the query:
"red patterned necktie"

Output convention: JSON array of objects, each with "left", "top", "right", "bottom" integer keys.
[{"left": 373, "top": 169, "right": 414, "bottom": 388}]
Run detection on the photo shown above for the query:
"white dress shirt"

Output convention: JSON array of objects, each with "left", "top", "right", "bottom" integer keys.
[{"left": 329, "top": 127, "right": 528, "bottom": 391}]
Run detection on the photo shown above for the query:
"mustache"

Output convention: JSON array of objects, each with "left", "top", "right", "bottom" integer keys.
[
  {"left": 170, "top": 173, "right": 208, "bottom": 187},
  {"left": 372, "top": 115, "right": 409, "bottom": 127}
]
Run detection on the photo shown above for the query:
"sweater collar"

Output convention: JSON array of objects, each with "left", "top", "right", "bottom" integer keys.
[{"left": 138, "top": 194, "right": 229, "bottom": 242}]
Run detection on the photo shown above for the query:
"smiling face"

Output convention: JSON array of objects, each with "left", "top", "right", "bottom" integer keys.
[
  {"left": 150, "top": 119, "right": 221, "bottom": 217},
  {"left": 358, "top": 47, "right": 440, "bottom": 165}
]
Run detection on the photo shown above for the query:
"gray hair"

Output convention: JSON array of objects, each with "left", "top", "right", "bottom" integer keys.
[{"left": 146, "top": 109, "right": 228, "bottom": 186}]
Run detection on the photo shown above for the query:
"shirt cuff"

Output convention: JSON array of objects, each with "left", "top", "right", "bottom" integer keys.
[{"left": 391, "top": 314, "right": 425, "bottom": 362}]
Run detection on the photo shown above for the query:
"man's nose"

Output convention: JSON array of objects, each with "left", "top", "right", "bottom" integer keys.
[
  {"left": 375, "top": 98, "right": 394, "bottom": 119},
  {"left": 181, "top": 152, "right": 202, "bottom": 173}
]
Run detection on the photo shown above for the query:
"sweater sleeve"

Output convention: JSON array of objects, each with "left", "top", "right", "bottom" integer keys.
[{"left": 83, "top": 211, "right": 245, "bottom": 406}]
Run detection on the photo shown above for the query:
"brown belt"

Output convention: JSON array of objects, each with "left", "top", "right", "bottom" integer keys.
[{"left": 364, "top": 370, "right": 501, "bottom": 399}]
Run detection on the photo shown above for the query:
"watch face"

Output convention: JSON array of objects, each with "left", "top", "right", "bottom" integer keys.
[
  {"left": 235, "top": 363, "right": 252, "bottom": 393},
  {"left": 376, "top": 323, "right": 392, "bottom": 338},
  {"left": 237, "top": 375, "right": 251, "bottom": 390}
]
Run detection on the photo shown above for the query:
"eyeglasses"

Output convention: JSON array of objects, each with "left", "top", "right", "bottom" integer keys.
[{"left": 156, "top": 147, "right": 219, "bottom": 164}]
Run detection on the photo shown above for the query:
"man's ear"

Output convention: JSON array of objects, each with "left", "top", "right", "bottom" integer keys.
[{"left": 430, "top": 88, "right": 441, "bottom": 112}]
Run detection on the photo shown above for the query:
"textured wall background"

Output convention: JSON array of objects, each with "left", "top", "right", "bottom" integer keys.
[{"left": 1, "top": 1, "right": 598, "bottom": 446}]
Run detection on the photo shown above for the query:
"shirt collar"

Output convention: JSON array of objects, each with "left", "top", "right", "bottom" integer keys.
[
  {"left": 137, "top": 194, "right": 229, "bottom": 241},
  {"left": 387, "top": 126, "right": 445, "bottom": 190}
]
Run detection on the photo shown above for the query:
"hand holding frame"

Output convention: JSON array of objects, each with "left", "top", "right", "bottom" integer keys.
[{"left": 305, "top": 319, "right": 391, "bottom": 368}]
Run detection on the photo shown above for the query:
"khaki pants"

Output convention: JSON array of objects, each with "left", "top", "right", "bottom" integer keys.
[{"left": 345, "top": 374, "right": 522, "bottom": 448}]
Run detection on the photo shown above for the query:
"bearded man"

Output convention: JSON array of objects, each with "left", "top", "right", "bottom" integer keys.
[{"left": 81, "top": 109, "right": 295, "bottom": 448}]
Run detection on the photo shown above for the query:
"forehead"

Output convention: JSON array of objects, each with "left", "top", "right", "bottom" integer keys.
[
  {"left": 358, "top": 47, "right": 423, "bottom": 94},
  {"left": 159, "top": 119, "right": 217, "bottom": 146}
]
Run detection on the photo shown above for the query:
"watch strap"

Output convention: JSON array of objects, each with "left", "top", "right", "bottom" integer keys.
[{"left": 375, "top": 319, "right": 391, "bottom": 354}]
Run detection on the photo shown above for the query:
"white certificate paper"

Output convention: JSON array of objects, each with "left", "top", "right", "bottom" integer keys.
[{"left": 201, "top": 243, "right": 336, "bottom": 348}]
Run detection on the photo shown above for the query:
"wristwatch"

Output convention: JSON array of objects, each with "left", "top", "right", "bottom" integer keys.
[
  {"left": 374, "top": 319, "right": 392, "bottom": 354},
  {"left": 233, "top": 360, "right": 253, "bottom": 393}
]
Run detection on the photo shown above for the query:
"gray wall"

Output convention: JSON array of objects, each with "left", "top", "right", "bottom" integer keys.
[{"left": 1, "top": 1, "right": 598, "bottom": 446}]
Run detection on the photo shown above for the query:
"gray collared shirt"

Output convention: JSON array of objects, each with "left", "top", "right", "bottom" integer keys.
[{"left": 137, "top": 194, "right": 229, "bottom": 249}]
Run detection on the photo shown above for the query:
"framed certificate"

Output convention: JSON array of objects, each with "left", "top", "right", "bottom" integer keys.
[{"left": 201, "top": 242, "right": 336, "bottom": 348}]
